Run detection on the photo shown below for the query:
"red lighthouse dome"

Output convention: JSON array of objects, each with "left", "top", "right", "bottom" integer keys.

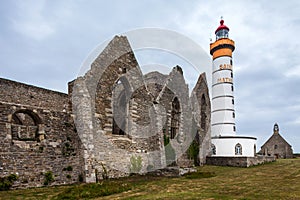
[
  {"left": 215, "top": 19, "right": 229, "bottom": 33},
  {"left": 215, "top": 19, "right": 230, "bottom": 40}
]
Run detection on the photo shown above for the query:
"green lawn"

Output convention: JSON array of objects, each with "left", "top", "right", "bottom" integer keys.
[{"left": 1, "top": 159, "right": 300, "bottom": 199}]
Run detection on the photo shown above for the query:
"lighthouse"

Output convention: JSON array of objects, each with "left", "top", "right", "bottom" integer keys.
[
  {"left": 209, "top": 18, "right": 257, "bottom": 157},
  {"left": 210, "top": 19, "right": 236, "bottom": 137}
]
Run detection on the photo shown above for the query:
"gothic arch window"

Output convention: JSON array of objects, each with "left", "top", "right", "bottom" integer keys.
[
  {"left": 200, "top": 94, "right": 207, "bottom": 130},
  {"left": 235, "top": 143, "right": 242, "bottom": 155},
  {"left": 211, "top": 144, "right": 216, "bottom": 155},
  {"left": 170, "top": 97, "right": 180, "bottom": 139},
  {"left": 274, "top": 144, "right": 278, "bottom": 149},
  {"left": 11, "top": 109, "right": 43, "bottom": 141},
  {"left": 112, "top": 78, "right": 129, "bottom": 135}
]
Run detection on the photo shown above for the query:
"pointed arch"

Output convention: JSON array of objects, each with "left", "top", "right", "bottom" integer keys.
[
  {"left": 112, "top": 77, "right": 131, "bottom": 135},
  {"left": 235, "top": 143, "right": 242, "bottom": 155}
]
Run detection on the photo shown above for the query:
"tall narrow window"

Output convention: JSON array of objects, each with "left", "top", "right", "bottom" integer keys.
[
  {"left": 232, "top": 99, "right": 234, "bottom": 105},
  {"left": 231, "top": 85, "right": 234, "bottom": 92},
  {"left": 200, "top": 94, "right": 207, "bottom": 130},
  {"left": 235, "top": 143, "right": 242, "bottom": 155},
  {"left": 232, "top": 112, "right": 235, "bottom": 118},
  {"left": 170, "top": 97, "right": 180, "bottom": 139},
  {"left": 112, "top": 79, "right": 128, "bottom": 135}
]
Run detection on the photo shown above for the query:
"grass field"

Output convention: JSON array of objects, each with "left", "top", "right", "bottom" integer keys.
[{"left": 1, "top": 158, "right": 300, "bottom": 199}]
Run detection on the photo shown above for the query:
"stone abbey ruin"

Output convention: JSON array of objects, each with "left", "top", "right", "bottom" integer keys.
[{"left": 0, "top": 36, "right": 211, "bottom": 188}]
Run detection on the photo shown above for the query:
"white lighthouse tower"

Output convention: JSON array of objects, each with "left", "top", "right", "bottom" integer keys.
[
  {"left": 210, "top": 19, "right": 257, "bottom": 157},
  {"left": 210, "top": 18, "right": 236, "bottom": 137}
]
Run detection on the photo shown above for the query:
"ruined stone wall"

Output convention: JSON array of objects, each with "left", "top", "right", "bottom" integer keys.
[
  {"left": 0, "top": 79, "right": 84, "bottom": 188},
  {"left": 0, "top": 78, "right": 68, "bottom": 112},
  {"left": 0, "top": 35, "right": 212, "bottom": 188},
  {"left": 72, "top": 36, "right": 166, "bottom": 182},
  {"left": 191, "top": 73, "right": 211, "bottom": 165}
]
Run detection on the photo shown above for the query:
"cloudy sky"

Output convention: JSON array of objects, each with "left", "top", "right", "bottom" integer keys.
[{"left": 1, "top": 0, "right": 300, "bottom": 152}]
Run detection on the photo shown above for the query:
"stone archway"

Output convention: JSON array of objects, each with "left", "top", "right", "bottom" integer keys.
[{"left": 10, "top": 109, "right": 45, "bottom": 141}]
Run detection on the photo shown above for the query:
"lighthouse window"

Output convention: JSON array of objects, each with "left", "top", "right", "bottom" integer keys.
[
  {"left": 235, "top": 143, "right": 242, "bottom": 155},
  {"left": 230, "top": 59, "right": 233, "bottom": 65},
  {"left": 216, "top": 29, "right": 229, "bottom": 40},
  {"left": 233, "top": 126, "right": 236, "bottom": 132},
  {"left": 231, "top": 85, "right": 234, "bottom": 91},
  {"left": 232, "top": 112, "right": 235, "bottom": 118},
  {"left": 232, "top": 99, "right": 234, "bottom": 105},
  {"left": 231, "top": 72, "right": 233, "bottom": 78}
]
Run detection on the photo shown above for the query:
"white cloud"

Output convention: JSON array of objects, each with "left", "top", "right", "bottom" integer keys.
[
  {"left": 12, "top": 20, "right": 55, "bottom": 41},
  {"left": 284, "top": 65, "right": 300, "bottom": 77},
  {"left": 10, "top": 0, "right": 55, "bottom": 40}
]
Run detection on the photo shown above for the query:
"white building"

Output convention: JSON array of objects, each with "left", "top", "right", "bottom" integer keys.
[{"left": 210, "top": 19, "right": 256, "bottom": 157}]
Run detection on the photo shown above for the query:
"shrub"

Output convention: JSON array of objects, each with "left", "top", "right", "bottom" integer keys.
[
  {"left": 0, "top": 174, "right": 18, "bottom": 191},
  {"left": 78, "top": 174, "right": 84, "bottom": 182},
  {"left": 163, "top": 134, "right": 170, "bottom": 146},
  {"left": 100, "top": 163, "right": 108, "bottom": 180},
  {"left": 66, "top": 166, "right": 73, "bottom": 171},
  {"left": 44, "top": 171, "right": 54, "bottom": 185},
  {"left": 187, "top": 140, "right": 200, "bottom": 166}
]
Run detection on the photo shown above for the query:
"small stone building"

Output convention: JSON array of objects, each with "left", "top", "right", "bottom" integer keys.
[
  {"left": 0, "top": 35, "right": 211, "bottom": 188},
  {"left": 259, "top": 123, "right": 293, "bottom": 158}
]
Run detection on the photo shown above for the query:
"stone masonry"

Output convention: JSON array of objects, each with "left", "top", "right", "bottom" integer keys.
[{"left": 0, "top": 35, "right": 211, "bottom": 188}]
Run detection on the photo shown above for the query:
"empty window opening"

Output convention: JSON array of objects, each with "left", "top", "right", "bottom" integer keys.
[
  {"left": 112, "top": 79, "right": 128, "bottom": 135},
  {"left": 11, "top": 110, "right": 41, "bottom": 140},
  {"left": 170, "top": 97, "right": 180, "bottom": 139},
  {"left": 200, "top": 94, "right": 207, "bottom": 130}
]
